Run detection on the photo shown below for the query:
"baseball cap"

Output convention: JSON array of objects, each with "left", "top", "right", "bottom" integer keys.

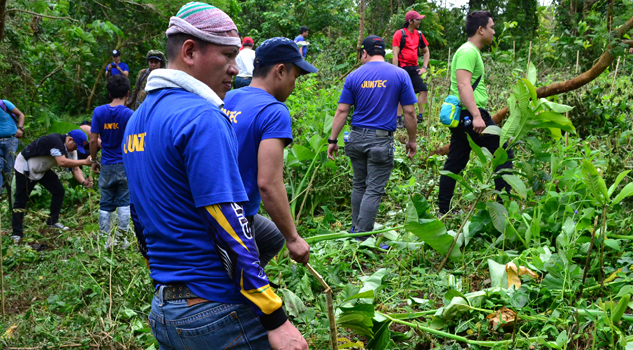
[
  {"left": 255, "top": 37, "right": 318, "bottom": 75},
  {"left": 68, "top": 129, "right": 87, "bottom": 154},
  {"left": 243, "top": 37, "right": 254, "bottom": 44},
  {"left": 112, "top": 49, "right": 121, "bottom": 56},
  {"left": 405, "top": 10, "right": 425, "bottom": 21},
  {"left": 361, "top": 35, "right": 385, "bottom": 53}
]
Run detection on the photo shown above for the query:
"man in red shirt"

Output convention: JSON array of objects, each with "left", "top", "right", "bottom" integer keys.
[{"left": 392, "top": 10, "right": 430, "bottom": 128}]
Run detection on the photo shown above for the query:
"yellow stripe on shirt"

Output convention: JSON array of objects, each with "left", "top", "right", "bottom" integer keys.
[
  {"left": 205, "top": 205, "right": 249, "bottom": 252},
  {"left": 240, "top": 271, "right": 282, "bottom": 315}
]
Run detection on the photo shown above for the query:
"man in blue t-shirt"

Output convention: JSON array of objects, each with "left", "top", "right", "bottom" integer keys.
[
  {"left": 293, "top": 26, "right": 309, "bottom": 58},
  {"left": 223, "top": 37, "right": 317, "bottom": 267},
  {"left": 90, "top": 75, "right": 134, "bottom": 249},
  {"left": 105, "top": 49, "right": 129, "bottom": 78},
  {"left": 122, "top": 3, "right": 307, "bottom": 349},
  {"left": 327, "top": 35, "right": 418, "bottom": 240},
  {"left": 0, "top": 99, "right": 25, "bottom": 190}
]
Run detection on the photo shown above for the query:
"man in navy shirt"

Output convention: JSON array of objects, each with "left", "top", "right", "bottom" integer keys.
[
  {"left": 293, "top": 26, "right": 309, "bottom": 58},
  {"left": 328, "top": 35, "right": 417, "bottom": 240},
  {"left": 122, "top": 3, "right": 307, "bottom": 349},
  {"left": 105, "top": 49, "right": 129, "bottom": 78},
  {"left": 0, "top": 99, "right": 25, "bottom": 191},
  {"left": 223, "top": 38, "right": 317, "bottom": 267},
  {"left": 90, "top": 75, "right": 134, "bottom": 249}
]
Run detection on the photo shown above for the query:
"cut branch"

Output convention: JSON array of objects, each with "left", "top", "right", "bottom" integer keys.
[
  {"left": 0, "top": 0, "right": 7, "bottom": 42},
  {"left": 429, "top": 14, "right": 633, "bottom": 157},
  {"left": 356, "top": 0, "right": 366, "bottom": 52},
  {"left": 5, "top": 8, "right": 78, "bottom": 22}
]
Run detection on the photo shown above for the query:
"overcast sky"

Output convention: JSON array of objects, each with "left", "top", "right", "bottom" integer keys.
[{"left": 444, "top": 0, "right": 553, "bottom": 9}]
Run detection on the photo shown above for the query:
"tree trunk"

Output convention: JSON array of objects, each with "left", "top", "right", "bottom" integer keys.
[
  {"left": 429, "top": 15, "right": 633, "bottom": 157},
  {"left": 356, "top": 0, "right": 366, "bottom": 52},
  {"left": 0, "top": 0, "right": 7, "bottom": 42}
]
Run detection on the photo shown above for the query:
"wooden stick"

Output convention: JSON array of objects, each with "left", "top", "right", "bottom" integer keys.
[
  {"left": 610, "top": 56, "right": 621, "bottom": 95},
  {"left": 447, "top": 47, "right": 451, "bottom": 77},
  {"left": 576, "top": 50, "right": 580, "bottom": 73},
  {"left": 565, "top": 112, "right": 569, "bottom": 148},
  {"left": 526, "top": 41, "right": 532, "bottom": 78},
  {"left": 0, "top": 213, "right": 5, "bottom": 319},
  {"left": 513, "top": 41, "right": 515, "bottom": 60},
  {"left": 305, "top": 264, "right": 338, "bottom": 350}
]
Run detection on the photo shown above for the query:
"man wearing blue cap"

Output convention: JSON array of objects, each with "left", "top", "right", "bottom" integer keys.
[
  {"left": 222, "top": 37, "right": 317, "bottom": 267},
  {"left": 11, "top": 130, "right": 94, "bottom": 243},
  {"left": 105, "top": 49, "right": 129, "bottom": 78},
  {"left": 327, "top": 35, "right": 418, "bottom": 241}
]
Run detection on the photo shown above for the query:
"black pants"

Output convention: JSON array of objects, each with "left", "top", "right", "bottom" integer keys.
[
  {"left": 12, "top": 170, "right": 65, "bottom": 237},
  {"left": 438, "top": 108, "right": 514, "bottom": 214}
]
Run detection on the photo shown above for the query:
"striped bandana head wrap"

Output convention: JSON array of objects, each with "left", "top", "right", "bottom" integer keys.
[{"left": 166, "top": 2, "right": 241, "bottom": 48}]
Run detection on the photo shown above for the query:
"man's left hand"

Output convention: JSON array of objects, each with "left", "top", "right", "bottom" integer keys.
[
  {"left": 418, "top": 67, "right": 427, "bottom": 75},
  {"left": 82, "top": 177, "right": 94, "bottom": 188},
  {"left": 16, "top": 129, "right": 23, "bottom": 138},
  {"left": 286, "top": 236, "right": 310, "bottom": 264}
]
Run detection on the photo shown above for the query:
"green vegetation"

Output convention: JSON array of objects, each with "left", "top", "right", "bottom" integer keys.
[{"left": 1, "top": 0, "right": 633, "bottom": 348}]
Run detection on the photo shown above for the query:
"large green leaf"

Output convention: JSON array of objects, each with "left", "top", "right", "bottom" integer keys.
[
  {"left": 526, "top": 62, "right": 537, "bottom": 86},
  {"left": 533, "top": 111, "right": 575, "bottom": 133},
  {"left": 359, "top": 269, "right": 387, "bottom": 297},
  {"left": 291, "top": 144, "right": 316, "bottom": 162},
  {"left": 581, "top": 160, "right": 608, "bottom": 205},
  {"left": 404, "top": 197, "right": 462, "bottom": 260},
  {"left": 491, "top": 147, "right": 509, "bottom": 170},
  {"left": 486, "top": 202, "right": 508, "bottom": 234},
  {"left": 608, "top": 170, "right": 631, "bottom": 197},
  {"left": 366, "top": 320, "right": 392, "bottom": 350},
  {"left": 467, "top": 133, "right": 489, "bottom": 165},
  {"left": 488, "top": 259, "right": 508, "bottom": 289},
  {"left": 502, "top": 174, "right": 527, "bottom": 198},
  {"left": 279, "top": 288, "right": 306, "bottom": 317},
  {"left": 338, "top": 303, "right": 376, "bottom": 337},
  {"left": 521, "top": 78, "right": 537, "bottom": 105},
  {"left": 612, "top": 183, "right": 633, "bottom": 206},
  {"left": 538, "top": 98, "right": 574, "bottom": 113}
]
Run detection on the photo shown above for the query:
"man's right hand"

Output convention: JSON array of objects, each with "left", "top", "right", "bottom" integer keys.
[
  {"left": 406, "top": 141, "right": 417, "bottom": 158},
  {"left": 472, "top": 115, "right": 486, "bottom": 134},
  {"left": 268, "top": 320, "right": 308, "bottom": 350},
  {"left": 287, "top": 236, "right": 310, "bottom": 264},
  {"left": 91, "top": 162, "right": 101, "bottom": 174},
  {"left": 327, "top": 143, "right": 339, "bottom": 161}
]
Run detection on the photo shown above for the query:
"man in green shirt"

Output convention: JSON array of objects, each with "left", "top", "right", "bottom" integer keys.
[{"left": 438, "top": 11, "right": 514, "bottom": 215}]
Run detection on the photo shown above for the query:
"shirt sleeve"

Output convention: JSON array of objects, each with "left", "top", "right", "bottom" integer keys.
[
  {"left": 3, "top": 100, "right": 15, "bottom": 111},
  {"left": 420, "top": 33, "right": 429, "bottom": 48},
  {"left": 50, "top": 137, "right": 68, "bottom": 157},
  {"left": 399, "top": 71, "right": 418, "bottom": 106},
  {"left": 91, "top": 109, "right": 101, "bottom": 134},
  {"left": 259, "top": 104, "right": 293, "bottom": 146},
  {"left": 454, "top": 48, "right": 478, "bottom": 74},
  {"left": 174, "top": 110, "right": 248, "bottom": 207},
  {"left": 199, "top": 202, "right": 287, "bottom": 330},
  {"left": 392, "top": 30, "right": 402, "bottom": 48},
  {"left": 338, "top": 75, "right": 355, "bottom": 105},
  {"left": 121, "top": 63, "right": 129, "bottom": 72}
]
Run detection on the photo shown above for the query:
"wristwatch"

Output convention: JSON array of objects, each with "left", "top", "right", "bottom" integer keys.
[
  {"left": 327, "top": 138, "right": 338, "bottom": 144},
  {"left": 89, "top": 156, "right": 98, "bottom": 163},
  {"left": 17, "top": 126, "right": 24, "bottom": 131},
  {"left": 421, "top": 66, "right": 428, "bottom": 69}
]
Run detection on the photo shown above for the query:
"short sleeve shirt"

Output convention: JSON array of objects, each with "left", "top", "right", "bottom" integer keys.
[
  {"left": 91, "top": 104, "right": 134, "bottom": 164},
  {"left": 0, "top": 100, "right": 17, "bottom": 137},
  {"left": 236, "top": 49, "right": 256, "bottom": 78},
  {"left": 106, "top": 62, "right": 129, "bottom": 76},
  {"left": 294, "top": 35, "right": 307, "bottom": 57},
  {"left": 222, "top": 87, "right": 293, "bottom": 217},
  {"left": 122, "top": 87, "right": 249, "bottom": 305},
  {"left": 450, "top": 42, "right": 487, "bottom": 108},
  {"left": 339, "top": 61, "right": 417, "bottom": 131},
  {"left": 392, "top": 29, "right": 428, "bottom": 67}
]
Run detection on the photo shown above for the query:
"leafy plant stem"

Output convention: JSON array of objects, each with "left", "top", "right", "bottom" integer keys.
[
  {"left": 599, "top": 205, "right": 607, "bottom": 290},
  {"left": 296, "top": 165, "right": 320, "bottom": 224},
  {"left": 437, "top": 190, "right": 484, "bottom": 273},
  {"left": 579, "top": 216, "right": 600, "bottom": 299}
]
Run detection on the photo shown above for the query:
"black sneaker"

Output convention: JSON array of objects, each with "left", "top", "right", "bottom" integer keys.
[
  {"left": 397, "top": 116, "right": 404, "bottom": 129},
  {"left": 417, "top": 113, "right": 424, "bottom": 124}
]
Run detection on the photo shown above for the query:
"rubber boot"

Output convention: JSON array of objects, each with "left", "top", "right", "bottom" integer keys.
[
  {"left": 99, "top": 210, "right": 114, "bottom": 249},
  {"left": 117, "top": 206, "right": 131, "bottom": 249}
]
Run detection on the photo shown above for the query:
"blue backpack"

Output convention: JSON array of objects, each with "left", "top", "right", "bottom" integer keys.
[{"left": 439, "top": 75, "right": 481, "bottom": 128}]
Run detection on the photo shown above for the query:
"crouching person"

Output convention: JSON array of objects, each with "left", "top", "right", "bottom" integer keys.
[{"left": 11, "top": 130, "right": 94, "bottom": 243}]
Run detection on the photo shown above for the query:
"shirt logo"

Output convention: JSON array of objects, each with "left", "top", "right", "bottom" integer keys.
[
  {"left": 124, "top": 133, "right": 146, "bottom": 153},
  {"left": 104, "top": 123, "right": 119, "bottom": 130},
  {"left": 221, "top": 108, "right": 241, "bottom": 124},
  {"left": 361, "top": 80, "right": 387, "bottom": 88}
]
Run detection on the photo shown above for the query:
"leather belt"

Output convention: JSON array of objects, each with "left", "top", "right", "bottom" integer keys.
[{"left": 351, "top": 126, "right": 393, "bottom": 136}]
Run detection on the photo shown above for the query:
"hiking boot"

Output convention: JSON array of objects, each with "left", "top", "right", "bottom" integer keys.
[
  {"left": 396, "top": 116, "right": 404, "bottom": 129},
  {"left": 48, "top": 222, "right": 69, "bottom": 230},
  {"left": 11, "top": 235, "right": 21, "bottom": 244},
  {"left": 417, "top": 113, "right": 424, "bottom": 124}
]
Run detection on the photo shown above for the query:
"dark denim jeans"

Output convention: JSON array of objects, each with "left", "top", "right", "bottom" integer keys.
[
  {"left": 235, "top": 77, "right": 252, "bottom": 89},
  {"left": 99, "top": 163, "right": 129, "bottom": 212},
  {"left": 148, "top": 286, "right": 270, "bottom": 349},
  {"left": 344, "top": 128, "right": 394, "bottom": 232},
  {"left": 0, "top": 136, "right": 18, "bottom": 186}
]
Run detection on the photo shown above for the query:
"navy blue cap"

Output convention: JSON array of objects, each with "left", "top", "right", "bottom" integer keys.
[
  {"left": 68, "top": 129, "right": 87, "bottom": 154},
  {"left": 255, "top": 37, "right": 318, "bottom": 75},
  {"left": 361, "top": 35, "right": 385, "bottom": 53},
  {"left": 112, "top": 49, "right": 121, "bottom": 56}
]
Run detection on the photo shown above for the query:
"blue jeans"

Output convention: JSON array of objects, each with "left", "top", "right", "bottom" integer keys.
[
  {"left": 0, "top": 137, "right": 18, "bottom": 186},
  {"left": 148, "top": 286, "right": 270, "bottom": 349},
  {"left": 235, "top": 77, "right": 252, "bottom": 89},
  {"left": 99, "top": 163, "right": 129, "bottom": 211}
]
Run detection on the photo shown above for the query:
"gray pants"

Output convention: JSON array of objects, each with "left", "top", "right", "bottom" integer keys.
[
  {"left": 344, "top": 128, "right": 394, "bottom": 233},
  {"left": 249, "top": 214, "right": 286, "bottom": 267}
]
